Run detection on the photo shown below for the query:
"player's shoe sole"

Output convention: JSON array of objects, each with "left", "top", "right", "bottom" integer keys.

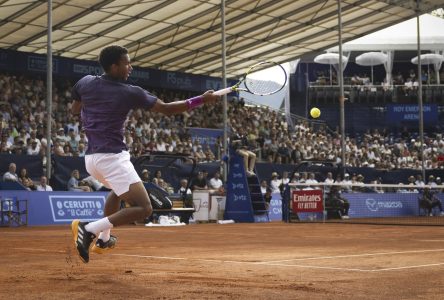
[
  {"left": 71, "top": 219, "right": 95, "bottom": 263},
  {"left": 91, "top": 235, "right": 117, "bottom": 254}
]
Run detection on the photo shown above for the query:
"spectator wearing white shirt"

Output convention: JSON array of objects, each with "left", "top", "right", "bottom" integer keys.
[
  {"left": 36, "top": 176, "right": 53, "bottom": 191},
  {"left": 3, "top": 163, "right": 19, "bottom": 182},
  {"left": 324, "top": 172, "right": 335, "bottom": 194},
  {"left": 27, "top": 139, "right": 40, "bottom": 156},
  {"left": 209, "top": 171, "right": 223, "bottom": 190},
  {"left": 260, "top": 180, "right": 268, "bottom": 194},
  {"left": 270, "top": 172, "right": 281, "bottom": 193}
]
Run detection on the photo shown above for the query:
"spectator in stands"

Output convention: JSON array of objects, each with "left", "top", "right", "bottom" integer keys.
[
  {"left": 260, "top": 180, "right": 268, "bottom": 194},
  {"left": 26, "top": 139, "right": 40, "bottom": 156},
  {"left": 18, "top": 167, "right": 36, "bottom": 191},
  {"left": 2, "top": 162, "right": 18, "bottom": 182},
  {"left": 419, "top": 187, "right": 444, "bottom": 216},
  {"left": 270, "top": 172, "right": 281, "bottom": 193},
  {"left": 83, "top": 175, "right": 109, "bottom": 191},
  {"left": 152, "top": 170, "right": 163, "bottom": 185},
  {"left": 190, "top": 171, "right": 208, "bottom": 191},
  {"left": 264, "top": 187, "right": 272, "bottom": 210},
  {"left": 415, "top": 174, "right": 425, "bottom": 186},
  {"left": 36, "top": 175, "right": 53, "bottom": 191},
  {"left": 208, "top": 171, "right": 224, "bottom": 192},
  {"left": 178, "top": 179, "right": 193, "bottom": 208},
  {"left": 67, "top": 169, "right": 91, "bottom": 192},
  {"left": 427, "top": 175, "right": 437, "bottom": 187},
  {"left": 324, "top": 172, "right": 335, "bottom": 194},
  {"left": 340, "top": 173, "right": 352, "bottom": 193},
  {"left": 67, "top": 129, "right": 79, "bottom": 152},
  {"left": 140, "top": 169, "right": 150, "bottom": 183},
  {"left": 325, "top": 185, "right": 350, "bottom": 219}
]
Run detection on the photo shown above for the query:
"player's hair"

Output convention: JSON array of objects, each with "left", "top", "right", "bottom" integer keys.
[{"left": 98, "top": 45, "right": 128, "bottom": 72}]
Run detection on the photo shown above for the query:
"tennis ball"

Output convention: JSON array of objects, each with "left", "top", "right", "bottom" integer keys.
[{"left": 310, "top": 107, "right": 321, "bottom": 118}]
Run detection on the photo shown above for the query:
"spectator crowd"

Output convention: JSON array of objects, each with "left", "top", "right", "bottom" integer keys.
[{"left": 2, "top": 71, "right": 444, "bottom": 193}]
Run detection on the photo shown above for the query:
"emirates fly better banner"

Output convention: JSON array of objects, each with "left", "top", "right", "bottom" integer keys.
[{"left": 292, "top": 190, "right": 324, "bottom": 213}]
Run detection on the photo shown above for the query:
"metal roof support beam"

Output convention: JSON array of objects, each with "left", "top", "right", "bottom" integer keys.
[
  {"left": 178, "top": 0, "right": 370, "bottom": 73},
  {"left": 10, "top": 0, "right": 115, "bottom": 50},
  {"left": 131, "top": 0, "right": 276, "bottom": 62},
  {"left": 152, "top": 0, "right": 327, "bottom": 68}
]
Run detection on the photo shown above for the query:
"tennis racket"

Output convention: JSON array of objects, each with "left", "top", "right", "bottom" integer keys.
[{"left": 213, "top": 61, "right": 287, "bottom": 96}]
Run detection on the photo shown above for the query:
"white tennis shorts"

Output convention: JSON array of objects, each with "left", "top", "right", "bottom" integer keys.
[{"left": 85, "top": 151, "right": 141, "bottom": 196}]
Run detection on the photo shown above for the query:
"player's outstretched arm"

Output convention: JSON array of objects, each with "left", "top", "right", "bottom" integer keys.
[{"left": 150, "top": 90, "right": 219, "bottom": 116}]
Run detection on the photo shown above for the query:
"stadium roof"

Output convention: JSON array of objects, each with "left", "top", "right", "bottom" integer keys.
[
  {"left": 0, "top": 0, "right": 442, "bottom": 78},
  {"left": 327, "top": 13, "right": 444, "bottom": 51}
]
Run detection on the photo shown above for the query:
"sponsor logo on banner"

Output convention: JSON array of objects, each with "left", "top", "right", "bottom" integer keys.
[
  {"left": 49, "top": 195, "right": 106, "bottom": 222},
  {"left": 73, "top": 64, "right": 102, "bottom": 75},
  {"left": 365, "top": 198, "right": 403, "bottom": 212},
  {"left": 234, "top": 194, "right": 247, "bottom": 202},
  {"left": 232, "top": 183, "right": 244, "bottom": 190},
  {"left": 167, "top": 72, "right": 192, "bottom": 89},
  {"left": 292, "top": 189, "right": 323, "bottom": 213},
  {"left": 28, "top": 56, "right": 58, "bottom": 73}
]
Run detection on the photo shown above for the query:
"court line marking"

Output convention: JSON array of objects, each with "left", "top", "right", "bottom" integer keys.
[
  {"left": 254, "top": 248, "right": 444, "bottom": 264},
  {"left": 111, "top": 253, "right": 444, "bottom": 273},
  {"left": 11, "top": 247, "right": 444, "bottom": 273}
]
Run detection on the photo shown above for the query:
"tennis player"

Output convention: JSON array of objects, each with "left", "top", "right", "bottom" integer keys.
[{"left": 70, "top": 45, "right": 219, "bottom": 263}]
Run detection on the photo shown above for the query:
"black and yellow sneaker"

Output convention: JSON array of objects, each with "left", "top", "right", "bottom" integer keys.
[
  {"left": 71, "top": 219, "right": 96, "bottom": 263},
  {"left": 91, "top": 235, "right": 118, "bottom": 254}
]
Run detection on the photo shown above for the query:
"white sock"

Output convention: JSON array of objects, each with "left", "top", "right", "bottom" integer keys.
[
  {"left": 98, "top": 229, "right": 111, "bottom": 242},
  {"left": 85, "top": 217, "right": 113, "bottom": 235}
]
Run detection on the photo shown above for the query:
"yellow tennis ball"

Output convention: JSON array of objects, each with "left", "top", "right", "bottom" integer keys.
[{"left": 310, "top": 107, "right": 321, "bottom": 118}]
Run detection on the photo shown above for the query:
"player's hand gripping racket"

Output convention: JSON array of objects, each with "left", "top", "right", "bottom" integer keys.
[{"left": 214, "top": 61, "right": 287, "bottom": 96}]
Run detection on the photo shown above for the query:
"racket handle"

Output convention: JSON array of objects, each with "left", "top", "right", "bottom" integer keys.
[{"left": 213, "top": 87, "right": 233, "bottom": 96}]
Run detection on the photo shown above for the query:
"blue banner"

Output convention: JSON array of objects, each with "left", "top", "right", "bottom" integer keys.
[
  {"left": 386, "top": 104, "right": 437, "bottom": 124},
  {"left": 0, "top": 49, "right": 236, "bottom": 93},
  {"left": 187, "top": 127, "right": 223, "bottom": 152},
  {"left": 268, "top": 192, "right": 282, "bottom": 221},
  {"left": 343, "top": 193, "right": 419, "bottom": 218},
  {"left": 224, "top": 155, "right": 254, "bottom": 222},
  {"left": 0, "top": 191, "right": 107, "bottom": 225}
]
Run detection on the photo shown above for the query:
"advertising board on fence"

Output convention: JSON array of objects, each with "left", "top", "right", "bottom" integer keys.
[{"left": 292, "top": 189, "right": 324, "bottom": 213}]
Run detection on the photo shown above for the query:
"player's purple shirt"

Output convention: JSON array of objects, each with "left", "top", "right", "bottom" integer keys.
[{"left": 72, "top": 75, "right": 157, "bottom": 154}]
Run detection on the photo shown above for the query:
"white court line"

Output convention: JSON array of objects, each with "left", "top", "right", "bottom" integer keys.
[
  {"left": 255, "top": 248, "right": 444, "bottom": 264},
  {"left": 11, "top": 247, "right": 444, "bottom": 273}
]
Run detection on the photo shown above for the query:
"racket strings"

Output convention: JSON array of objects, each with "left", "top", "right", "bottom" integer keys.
[{"left": 244, "top": 62, "right": 287, "bottom": 96}]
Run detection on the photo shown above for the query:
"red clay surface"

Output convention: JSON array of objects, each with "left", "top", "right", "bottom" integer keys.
[{"left": 1, "top": 222, "right": 444, "bottom": 299}]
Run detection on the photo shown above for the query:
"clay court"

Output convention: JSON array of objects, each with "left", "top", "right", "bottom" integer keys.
[{"left": 1, "top": 223, "right": 444, "bottom": 299}]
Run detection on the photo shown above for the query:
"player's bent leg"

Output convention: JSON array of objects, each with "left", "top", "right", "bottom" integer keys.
[{"left": 108, "top": 181, "right": 153, "bottom": 226}]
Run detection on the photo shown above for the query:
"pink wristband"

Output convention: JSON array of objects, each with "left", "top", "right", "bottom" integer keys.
[{"left": 186, "top": 96, "right": 204, "bottom": 111}]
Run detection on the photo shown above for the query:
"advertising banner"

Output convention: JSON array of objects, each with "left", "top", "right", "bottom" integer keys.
[
  {"left": 0, "top": 191, "right": 108, "bottom": 225},
  {"left": 268, "top": 192, "right": 282, "bottom": 221},
  {"left": 343, "top": 193, "right": 419, "bottom": 218},
  {"left": 386, "top": 104, "right": 437, "bottom": 124},
  {"left": 292, "top": 189, "right": 324, "bottom": 213}
]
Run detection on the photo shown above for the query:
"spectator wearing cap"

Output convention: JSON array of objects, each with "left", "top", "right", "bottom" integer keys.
[
  {"left": 270, "top": 172, "right": 281, "bottom": 193},
  {"left": 341, "top": 173, "right": 352, "bottom": 193},
  {"left": 55, "top": 127, "right": 69, "bottom": 146},
  {"left": 427, "top": 175, "right": 437, "bottom": 187},
  {"left": 141, "top": 169, "right": 150, "bottom": 183}
]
